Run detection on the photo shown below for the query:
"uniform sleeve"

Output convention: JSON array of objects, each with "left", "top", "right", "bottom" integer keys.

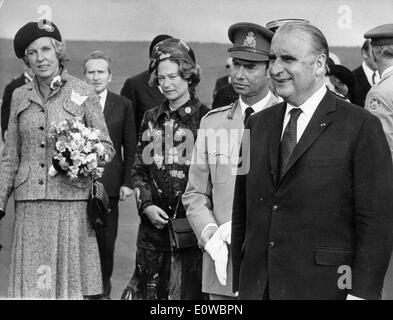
[
  {"left": 365, "top": 88, "right": 393, "bottom": 158},
  {"left": 130, "top": 111, "right": 153, "bottom": 213},
  {"left": 83, "top": 94, "right": 115, "bottom": 163},
  {"left": 0, "top": 90, "right": 22, "bottom": 209},
  {"left": 182, "top": 117, "right": 216, "bottom": 241},
  {"left": 121, "top": 99, "right": 137, "bottom": 188}
]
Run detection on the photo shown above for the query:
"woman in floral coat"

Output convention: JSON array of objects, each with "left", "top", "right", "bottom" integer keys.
[{"left": 127, "top": 38, "right": 209, "bottom": 300}]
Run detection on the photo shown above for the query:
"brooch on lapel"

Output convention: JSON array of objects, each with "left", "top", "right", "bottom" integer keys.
[{"left": 50, "top": 75, "right": 65, "bottom": 90}]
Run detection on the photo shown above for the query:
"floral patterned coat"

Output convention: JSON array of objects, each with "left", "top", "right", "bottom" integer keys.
[{"left": 132, "top": 97, "right": 209, "bottom": 251}]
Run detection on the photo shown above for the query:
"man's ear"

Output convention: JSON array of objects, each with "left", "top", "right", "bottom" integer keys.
[{"left": 315, "top": 53, "right": 327, "bottom": 77}]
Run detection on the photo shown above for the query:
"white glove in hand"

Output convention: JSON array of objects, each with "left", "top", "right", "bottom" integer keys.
[
  {"left": 205, "top": 229, "right": 228, "bottom": 286},
  {"left": 219, "top": 221, "right": 231, "bottom": 244}
]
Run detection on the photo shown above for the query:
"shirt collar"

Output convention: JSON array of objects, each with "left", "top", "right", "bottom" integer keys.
[
  {"left": 362, "top": 61, "right": 380, "bottom": 84},
  {"left": 381, "top": 65, "right": 393, "bottom": 79},
  {"left": 24, "top": 72, "right": 33, "bottom": 82},
  {"left": 239, "top": 90, "right": 272, "bottom": 115},
  {"left": 285, "top": 85, "right": 327, "bottom": 118}
]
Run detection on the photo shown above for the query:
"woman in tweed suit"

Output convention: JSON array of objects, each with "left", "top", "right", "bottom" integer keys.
[{"left": 0, "top": 20, "right": 115, "bottom": 299}]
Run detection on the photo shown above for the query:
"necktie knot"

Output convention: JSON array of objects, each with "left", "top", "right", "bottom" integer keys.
[
  {"left": 244, "top": 107, "right": 254, "bottom": 124},
  {"left": 289, "top": 107, "right": 302, "bottom": 121}
]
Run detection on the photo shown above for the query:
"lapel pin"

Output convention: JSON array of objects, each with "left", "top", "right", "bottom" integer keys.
[
  {"left": 185, "top": 107, "right": 191, "bottom": 114},
  {"left": 320, "top": 122, "right": 326, "bottom": 127}
]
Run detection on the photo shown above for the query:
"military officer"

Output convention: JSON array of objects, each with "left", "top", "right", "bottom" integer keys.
[
  {"left": 364, "top": 23, "right": 393, "bottom": 300},
  {"left": 183, "top": 22, "right": 280, "bottom": 300}
]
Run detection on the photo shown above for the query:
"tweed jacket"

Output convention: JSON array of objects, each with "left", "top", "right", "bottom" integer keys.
[
  {"left": 1, "top": 73, "right": 32, "bottom": 140},
  {"left": 183, "top": 93, "right": 280, "bottom": 296},
  {"left": 0, "top": 70, "right": 115, "bottom": 209}
]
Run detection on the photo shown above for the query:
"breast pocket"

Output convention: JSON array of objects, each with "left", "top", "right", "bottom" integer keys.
[
  {"left": 208, "top": 143, "right": 236, "bottom": 184},
  {"left": 63, "top": 100, "right": 85, "bottom": 118},
  {"left": 306, "top": 158, "right": 347, "bottom": 183}
]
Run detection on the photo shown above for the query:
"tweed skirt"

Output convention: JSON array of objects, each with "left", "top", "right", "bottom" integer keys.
[{"left": 8, "top": 200, "right": 103, "bottom": 299}]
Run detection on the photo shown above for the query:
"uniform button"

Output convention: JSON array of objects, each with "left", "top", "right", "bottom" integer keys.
[
  {"left": 269, "top": 241, "right": 275, "bottom": 248},
  {"left": 39, "top": 126, "right": 44, "bottom": 131},
  {"left": 272, "top": 205, "right": 278, "bottom": 212},
  {"left": 40, "top": 163, "right": 45, "bottom": 168},
  {"left": 38, "top": 179, "right": 44, "bottom": 185},
  {"left": 40, "top": 142, "right": 45, "bottom": 148}
]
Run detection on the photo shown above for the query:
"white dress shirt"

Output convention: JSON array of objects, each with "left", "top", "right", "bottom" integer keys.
[
  {"left": 239, "top": 90, "right": 273, "bottom": 118},
  {"left": 362, "top": 61, "right": 380, "bottom": 86},
  {"left": 98, "top": 89, "right": 108, "bottom": 111},
  {"left": 281, "top": 85, "right": 327, "bottom": 142}
]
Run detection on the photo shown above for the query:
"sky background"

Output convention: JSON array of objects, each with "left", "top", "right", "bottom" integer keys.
[{"left": 0, "top": 0, "right": 392, "bottom": 46}]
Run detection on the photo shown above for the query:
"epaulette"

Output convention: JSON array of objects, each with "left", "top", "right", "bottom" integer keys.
[{"left": 201, "top": 104, "right": 233, "bottom": 120}]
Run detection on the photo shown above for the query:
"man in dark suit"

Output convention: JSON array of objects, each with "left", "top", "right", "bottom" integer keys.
[
  {"left": 212, "top": 57, "right": 238, "bottom": 109},
  {"left": 232, "top": 21, "right": 393, "bottom": 300},
  {"left": 1, "top": 65, "right": 33, "bottom": 140},
  {"left": 120, "top": 34, "right": 172, "bottom": 137},
  {"left": 84, "top": 51, "right": 136, "bottom": 299},
  {"left": 351, "top": 40, "right": 380, "bottom": 107}
]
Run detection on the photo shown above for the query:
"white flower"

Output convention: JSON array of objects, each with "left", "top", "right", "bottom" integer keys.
[
  {"left": 50, "top": 75, "right": 62, "bottom": 90},
  {"left": 94, "top": 143, "right": 105, "bottom": 155}
]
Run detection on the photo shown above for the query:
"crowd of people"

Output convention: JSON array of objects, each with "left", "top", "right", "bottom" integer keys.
[{"left": 1, "top": 16, "right": 393, "bottom": 300}]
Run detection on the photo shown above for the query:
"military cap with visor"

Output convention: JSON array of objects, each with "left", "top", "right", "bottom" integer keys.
[
  {"left": 227, "top": 22, "right": 274, "bottom": 62},
  {"left": 14, "top": 19, "right": 62, "bottom": 59},
  {"left": 364, "top": 23, "right": 393, "bottom": 46}
]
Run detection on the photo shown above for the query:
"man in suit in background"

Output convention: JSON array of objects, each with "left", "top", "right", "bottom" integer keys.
[
  {"left": 352, "top": 40, "right": 380, "bottom": 107},
  {"left": 84, "top": 51, "right": 136, "bottom": 299},
  {"left": 232, "top": 21, "right": 393, "bottom": 300},
  {"left": 212, "top": 57, "right": 238, "bottom": 109},
  {"left": 120, "top": 34, "right": 172, "bottom": 137},
  {"left": 1, "top": 64, "right": 33, "bottom": 141},
  {"left": 183, "top": 22, "right": 279, "bottom": 300}
]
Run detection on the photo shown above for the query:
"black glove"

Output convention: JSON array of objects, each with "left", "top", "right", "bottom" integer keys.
[
  {"left": 52, "top": 158, "right": 67, "bottom": 174},
  {"left": 0, "top": 209, "right": 5, "bottom": 220}
]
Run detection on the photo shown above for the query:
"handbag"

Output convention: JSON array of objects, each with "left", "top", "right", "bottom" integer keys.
[
  {"left": 87, "top": 179, "right": 110, "bottom": 229},
  {"left": 168, "top": 217, "right": 198, "bottom": 251}
]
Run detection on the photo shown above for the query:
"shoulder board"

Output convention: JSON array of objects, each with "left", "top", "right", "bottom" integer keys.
[{"left": 202, "top": 104, "right": 233, "bottom": 119}]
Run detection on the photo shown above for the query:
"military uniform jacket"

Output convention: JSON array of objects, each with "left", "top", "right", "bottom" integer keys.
[
  {"left": 365, "top": 67, "right": 393, "bottom": 161},
  {"left": 0, "top": 70, "right": 115, "bottom": 209},
  {"left": 131, "top": 97, "right": 210, "bottom": 251},
  {"left": 183, "top": 94, "right": 280, "bottom": 296}
]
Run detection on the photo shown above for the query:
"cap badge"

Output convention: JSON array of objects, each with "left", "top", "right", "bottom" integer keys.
[
  {"left": 185, "top": 107, "right": 192, "bottom": 114},
  {"left": 42, "top": 24, "right": 54, "bottom": 32},
  {"left": 243, "top": 31, "right": 257, "bottom": 49},
  {"left": 369, "top": 97, "right": 381, "bottom": 111}
]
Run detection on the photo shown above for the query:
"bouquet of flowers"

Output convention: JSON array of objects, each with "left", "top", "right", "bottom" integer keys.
[{"left": 47, "top": 117, "right": 109, "bottom": 180}]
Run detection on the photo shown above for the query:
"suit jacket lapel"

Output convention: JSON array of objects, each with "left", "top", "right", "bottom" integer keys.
[
  {"left": 103, "top": 91, "right": 115, "bottom": 121},
  {"left": 279, "top": 90, "right": 336, "bottom": 184},
  {"left": 268, "top": 102, "right": 286, "bottom": 187}
]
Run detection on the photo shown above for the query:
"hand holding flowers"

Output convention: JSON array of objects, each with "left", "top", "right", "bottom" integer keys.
[{"left": 48, "top": 117, "right": 110, "bottom": 180}]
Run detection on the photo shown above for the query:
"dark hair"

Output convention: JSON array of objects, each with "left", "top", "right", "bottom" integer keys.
[
  {"left": 83, "top": 50, "right": 112, "bottom": 74},
  {"left": 361, "top": 39, "right": 371, "bottom": 53}
]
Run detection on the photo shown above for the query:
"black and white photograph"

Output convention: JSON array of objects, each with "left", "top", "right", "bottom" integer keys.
[{"left": 0, "top": 0, "right": 393, "bottom": 307}]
